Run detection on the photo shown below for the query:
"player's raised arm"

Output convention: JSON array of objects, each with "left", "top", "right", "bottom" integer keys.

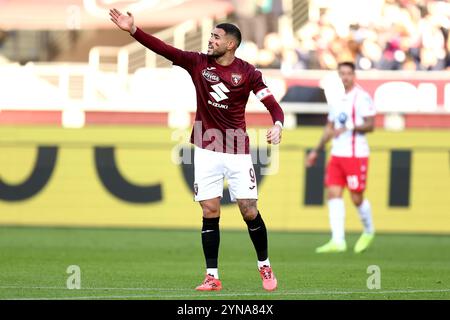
[
  {"left": 109, "top": 8, "right": 135, "bottom": 33},
  {"left": 109, "top": 8, "right": 193, "bottom": 67}
]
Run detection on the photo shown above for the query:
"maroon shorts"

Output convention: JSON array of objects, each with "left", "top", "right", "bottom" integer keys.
[{"left": 325, "top": 156, "right": 369, "bottom": 192}]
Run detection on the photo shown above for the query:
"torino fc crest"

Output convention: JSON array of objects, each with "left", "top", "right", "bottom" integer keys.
[{"left": 231, "top": 73, "right": 242, "bottom": 86}]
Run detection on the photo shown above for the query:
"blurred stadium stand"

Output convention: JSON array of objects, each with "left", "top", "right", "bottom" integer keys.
[{"left": 0, "top": 0, "right": 449, "bottom": 129}]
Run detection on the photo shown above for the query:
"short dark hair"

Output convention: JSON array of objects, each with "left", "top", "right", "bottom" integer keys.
[
  {"left": 215, "top": 23, "right": 242, "bottom": 48},
  {"left": 337, "top": 61, "right": 356, "bottom": 72}
]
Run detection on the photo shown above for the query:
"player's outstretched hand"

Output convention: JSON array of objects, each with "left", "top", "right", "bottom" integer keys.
[
  {"left": 266, "top": 124, "right": 282, "bottom": 145},
  {"left": 305, "top": 150, "right": 318, "bottom": 167},
  {"left": 109, "top": 8, "right": 135, "bottom": 33}
]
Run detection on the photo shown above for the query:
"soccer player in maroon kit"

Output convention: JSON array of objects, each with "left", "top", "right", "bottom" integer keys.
[{"left": 110, "top": 8, "right": 284, "bottom": 291}]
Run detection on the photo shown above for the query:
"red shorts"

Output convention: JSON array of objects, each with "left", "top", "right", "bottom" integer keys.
[{"left": 325, "top": 156, "right": 369, "bottom": 192}]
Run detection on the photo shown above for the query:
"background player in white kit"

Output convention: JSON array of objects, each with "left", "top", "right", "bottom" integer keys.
[{"left": 306, "top": 62, "right": 376, "bottom": 253}]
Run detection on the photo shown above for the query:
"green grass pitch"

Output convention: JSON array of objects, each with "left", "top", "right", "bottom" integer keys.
[{"left": 0, "top": 226, "right": 449, "bottom": 300}]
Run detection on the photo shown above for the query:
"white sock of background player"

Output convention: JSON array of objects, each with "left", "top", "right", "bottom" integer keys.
[
  {"left": 328, "top": 198, "right": 346, "bottom": 244},
  {"left": 357, "top": 199, "right": 374, "bottom": 234}
]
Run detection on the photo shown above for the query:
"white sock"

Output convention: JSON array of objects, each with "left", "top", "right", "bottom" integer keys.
[
  {"left": 257, "top": 258, "right": 271, "bottom": 269},
  {"left": 207, "top": 268, "right": 219, "bottom": 279},
  {"left": 328, "top": 198, "right": 346, "bottom": 244},
  {"left": 358, "top": 199, "right": 374, "bottom": 234}
]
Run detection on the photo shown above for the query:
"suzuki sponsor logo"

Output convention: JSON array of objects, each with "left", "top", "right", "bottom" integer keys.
[{"left": 209, "top": 82, "right": 230, "bottom": 102}]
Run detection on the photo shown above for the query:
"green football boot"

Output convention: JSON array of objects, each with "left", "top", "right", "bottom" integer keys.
[
  {"left": 315, "top": 240, "right": 347, "bottom": 253},
  {"left": 354, "top": 233, "right": 375, "bottom": 254}
]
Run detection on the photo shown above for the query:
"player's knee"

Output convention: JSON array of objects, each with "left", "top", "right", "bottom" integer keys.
[
  {"left": 200, "top": 200, "right": 220, "bottom": 218},
  {"left": 327, "top": 190, "right": 342, "bottom": 200},
  {"left": 353, "top": 200, "right": 363, "bottom": 207},
  {"left": 327, "top": 186, "right": 343, "bottom": 200},
  {"left": 351, "top": 194, "right": 364, "bottom": 206},
  {"left": 202, "top": 206, "right": 220, "bottom": 218},
  {"left": 238, "top": 199, "right": 258, "bottom": 221}
]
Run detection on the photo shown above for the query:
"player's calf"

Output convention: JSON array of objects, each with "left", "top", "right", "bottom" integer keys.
[{"left": 238, "top": 199, "right": 258, "bottom": 220}]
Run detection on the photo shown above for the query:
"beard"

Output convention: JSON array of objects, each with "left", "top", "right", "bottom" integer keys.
[{"left": 208, "top": 47, "right": 226, "bottom": 58}]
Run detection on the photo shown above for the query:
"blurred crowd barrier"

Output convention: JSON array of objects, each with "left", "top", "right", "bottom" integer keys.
[{"left": 0, "top": 64, "right": 449, "bottom": 129}]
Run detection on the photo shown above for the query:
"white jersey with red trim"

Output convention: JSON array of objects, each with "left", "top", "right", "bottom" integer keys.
[{"left": 327, "top": 85, "right": 376, "bottom": 158}]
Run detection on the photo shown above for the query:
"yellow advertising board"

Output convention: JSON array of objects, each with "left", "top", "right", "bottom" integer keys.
[{"left": 0, "top": 127, "right": 449, "bottom": 233}]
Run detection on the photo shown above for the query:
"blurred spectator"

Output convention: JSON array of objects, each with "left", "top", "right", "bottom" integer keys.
[
  {"left": 446, "top": 28, "right": 450, "bottom": 69},
  {"left": 0, "top": 29, "right": 7, "bottom": 47},
  {"left": 232, "top": 0, "right": 256, "bottom": 41},
  {"left": 243, "top": 0, "right": 450, "bottom": 70},
  {"left": 0, "top": 29, "right": 8, "bottom": 64},
  {"left": 233, "top": 0, "right": 284, "bottom": 49},
  {"left": 236, "top": 40, "right": 259, "bottom": 64},
  {"left": 257, "top": 0, "right": 284, "bottom": 33},
  {"left": 257, "top": 48, "right": 280, "bottom": 68},
  {"left": 232, "top": 0, "right": 266, "bottom": 48}
]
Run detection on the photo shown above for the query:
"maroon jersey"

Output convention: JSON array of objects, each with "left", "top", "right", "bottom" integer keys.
[
  {"left": 175, "top": 52, "right": 269, "bottom": 154},
  {"left": 132, "top": 28, "right": 283, "bottom": 154}
]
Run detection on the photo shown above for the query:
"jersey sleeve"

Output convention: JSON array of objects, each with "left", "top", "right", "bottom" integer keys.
[
  {"left": 250, "top": 68, "right": 272, "bottom": 101},
  {"left": 132, "top": 27, "right": 201, "bottom": 72},
  {"left": 249, "top": 67, "right": 284, "bottom": 125},
  {"left": 172, "top": 51, "right": 203, "bottom": 72},
  {"left": 359, "top": 92, "right": 376, "bottom": 117}
]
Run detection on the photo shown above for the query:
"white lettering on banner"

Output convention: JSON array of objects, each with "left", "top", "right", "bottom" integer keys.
[
  {"left": 417, "top": 83, "right": 437, "bottom": 111},
  {"left": 210, "top": 82, "right": 230, "bottom": 102},
  {"left": 445, "top": 83, "right": 450, "bottom": 112},
  {"left": 372, "top": 81, "right": 449, "bottom": 112},
  {"left": 374, "top": 82, "right": 417, "bottom": 112}
]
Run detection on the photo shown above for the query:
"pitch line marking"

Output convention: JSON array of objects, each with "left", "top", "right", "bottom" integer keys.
[
  {"left": 3, "top": 288, "right": 450, "bottom": 300},
  {"left": 0, "top": 285, "right": 191, "bottom": 292}
]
